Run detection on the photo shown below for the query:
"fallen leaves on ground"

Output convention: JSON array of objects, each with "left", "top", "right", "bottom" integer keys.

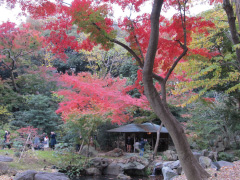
[
  {"left": 0, "top": 175, "right": 12, "bottom": 180},
  {"left": 174, "top": 161, "right": 240, "bottom": 180}
]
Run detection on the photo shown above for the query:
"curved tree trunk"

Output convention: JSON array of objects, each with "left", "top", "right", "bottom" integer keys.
[{"left": 143, "top": 0, "right": 210, "bottom": 179}]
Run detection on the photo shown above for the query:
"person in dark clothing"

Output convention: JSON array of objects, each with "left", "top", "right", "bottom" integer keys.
[
  {"left": 139, "top": 138, "right": 146, "bottom": 156},
  {"left": 50, "top": 132, "right": 57, "bottom": 150},
  {"left": 126, "top": 136, "right": 133, "bottom": 153},
  {"left": 3, "top": 131, "right": 11, "bottom": 149}
]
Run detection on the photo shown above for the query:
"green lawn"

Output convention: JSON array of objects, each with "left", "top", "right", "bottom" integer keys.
[{"left": 0, "top": 149, "right": 63, "bottom": 171}]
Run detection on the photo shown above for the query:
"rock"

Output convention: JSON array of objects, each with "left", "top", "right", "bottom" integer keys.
[
  {"left": 85, "top": 167, "right": 101, "bottom": 176},
  {"left": 80, "top": 145, "right": 98, "bottom": 157},
  {"left": 162, "top": 167, "right": 178, "bottom": 180},
  {"left": 14, "top": 170, "right": 37, "bottom": 180},
  {"left": 90, "top": 157, "right": 110, "bottom": 170},
  {"left": 176, "top": 166, "right": 182, "bottom": 175},
  {"left": 103, "top": 162, "right": 123, "bottom": 175},
  {"left": 163, "top": 150, "right": 178, "bottom": 161},
  {"left": 163, "top": 160, "right": 180, "bottom": 169},
  {"left": 208, "top": 151, "right": 218, "bottom": 161},
  {"left": 117, "top": 173, "right": 131, "bottom": 180},
  {"left": 105, "top": 148, "right": 124, "bottom": 157},
  {"left": 217, "top": 160, "right": 234, "bottom": 167},
  {"left": 211, "top": 162, "right": 221, "bottom": 171},
  {"left": 118, "top": 156, "right": 149, "bottom": 170},
  {"left": 192, "top": 152, "right": 201, "bottom": 162},
  {"left": 0, "top": 162, "right": 8, "bottom": 175},
  {"left": 0, "top": 156, "right": 13, "bottom": 162},
  {"left": 199, "top": 156, "right": 212, "bottom": 169},
  {"left": 201, "top": 149, "right": 209, "bottom": 157},
  {"left": 0, "top": 162, "right": 12, "bottom": 176},
  {"left": 34, "top": 172, "right": 69, "bottom": 180},
  {"left": 216, "top": 142, "right": 225, "bottom": 152}
]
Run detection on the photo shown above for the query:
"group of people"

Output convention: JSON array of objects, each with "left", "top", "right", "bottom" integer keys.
[
  {"left": 126, "top": 136, "right": 148, "bottom": 156},
  {"left": 33, "top": 132, "right": 57, "bottom": 150},
  {"left": 2, "top": 130, "right": 57, "bottom": 150}
]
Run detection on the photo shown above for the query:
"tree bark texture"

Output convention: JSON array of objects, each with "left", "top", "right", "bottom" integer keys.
[
  {"left": 143, "top": 0, "right": 210, "bottom": 179},
  {"left": 223, "top": 0, "right": 240, "bottom": 66}
]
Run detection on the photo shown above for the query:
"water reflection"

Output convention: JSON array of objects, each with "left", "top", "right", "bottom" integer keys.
[{"left": 73, "top": 175, "right": 163, "bottom": 180}]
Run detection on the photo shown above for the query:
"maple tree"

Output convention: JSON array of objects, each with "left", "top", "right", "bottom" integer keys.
[
  {"left": 0, "top": 21, "right": 42, "bottom": 91},
  {"left": 55, "top": 72, "right": 149, "bottom": 124},
  {"left": 0, "top": 0, "right": 228, "bottom": 179}
]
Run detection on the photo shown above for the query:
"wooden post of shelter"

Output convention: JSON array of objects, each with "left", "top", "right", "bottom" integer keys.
[{"left": 134, "top": 134, "right": 136, "bottom": 153}]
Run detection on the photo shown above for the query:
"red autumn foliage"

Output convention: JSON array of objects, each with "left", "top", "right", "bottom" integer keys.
[{"left": 55, "top": 73, "right": 149, "bottom": 124}]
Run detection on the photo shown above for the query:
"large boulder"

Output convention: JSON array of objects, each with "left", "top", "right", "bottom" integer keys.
[
  {"left": 163, "top": 150, "right": 178, "bottom": 161},
  {"left": 162, "top": 167, "right": 178, "bottom": 180},
  {"left": 163, "top": 160, "right": 181, "bottom": 169},
  {"left": 0, "top": 162, "right": 17, "bottom": 176},
  {"left": 80, "top": 145, "right": 98, "bottom": 157},
  {"left": 14, "top": 170, "right": 37, "bottom": 180},
  {"left": 103, "top": 162, "right": 123, "bottom": 175},
  {"left": 85, "top": 168, "right": 101, "bottom": 176},
  {"left": 89, "top": 157, "right": 111, "bottom": 170},
  {"left": 105, "top": 148, "right": 124, "bottom": 157},
  {"left": 199, "top": 156, "right": 212, "bottom": 169},
  {"left": 0, "top": 156, "right": 13, "bottom": 162},
  {"left": 118, "top": 156, "right": 149, "bottom": 170},
  {"left": 217, "top": 160, "right": 234, "bottom": 167},
  {"left": 14, "top": 171, "right": 69, "bottom": 180},
  {"left": 34, "top": 172, "right": 69, "bottom": 180}
]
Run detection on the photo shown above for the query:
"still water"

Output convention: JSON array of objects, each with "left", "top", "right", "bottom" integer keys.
[{"left": 73, "top": 175, "right": 163, "bottom": 180}]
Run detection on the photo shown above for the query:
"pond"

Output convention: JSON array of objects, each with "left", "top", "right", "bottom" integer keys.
[{"left": 73, "top": 175, "right": 163, "bottom": 180}]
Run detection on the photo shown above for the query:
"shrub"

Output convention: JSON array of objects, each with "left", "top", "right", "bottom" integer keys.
[{"left": 218, "top": 152, "right": 235, "bottom": 162}]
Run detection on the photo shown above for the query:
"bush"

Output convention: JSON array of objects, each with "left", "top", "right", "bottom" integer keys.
[
  {"left": 233, "top": 150, "right": 240, "bottom": 159},
  {"left": 14, "top": 151, "right": 21, "bottom": 157},
  {"left": 218, "top": 152, "right": 235, "bottom": 162}
]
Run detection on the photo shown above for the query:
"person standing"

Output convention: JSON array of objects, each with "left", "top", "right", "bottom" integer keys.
[
  {"left": 43, "top": 135, "right": 49, "bottom": 149},
  {"left": 3, "top": 131, "right": 8, "bottom": 143},
  {"left": 139, "top": 138, "right": 146, "bottom": 156},
  {"left": 126, "top": 136, "right": 133, "bottom": 153},
  {"left": 3, "top": 131, "right": 11, "bottom": 149},
  {"left": 50, "top": 132, "right": 57, "bottom": 150}
]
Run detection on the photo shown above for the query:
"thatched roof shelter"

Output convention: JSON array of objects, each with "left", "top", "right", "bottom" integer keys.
[{"left": 107, "top": 122, "right": 168, "bottom": 133}]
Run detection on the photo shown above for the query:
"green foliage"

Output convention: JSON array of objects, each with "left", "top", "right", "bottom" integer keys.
[
  {"left": 14, "top": 151, "right": 21, "bottom": 157},
  {"left": 234, "top": 150, "right": 240, "bottom": 159},
  {"left": 187, "top": 93, "right": 240, "bottom": 149},
  {"left": 218, "top": 152, "right": 235, "bottom": 162},
  {"left": 16, "top": 73, "right": 58, "bottom": 96},
  {"left": 96, "top": 121, "right": 119, "bottom": 151},
  {"left": 11, "top": 94, "right": 62, "bottom": 133},
  {"left": 63, "top": 114, "right": 108, "bottom": 149},
  {"left": 174, "top": 5, "right": 240, "bottom": 106}
]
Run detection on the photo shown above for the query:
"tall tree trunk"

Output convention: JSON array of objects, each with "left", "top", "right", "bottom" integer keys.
[
  {"left": 223, "top": 0, "right": 240, "bottom": 66},
  {"left": 153, "top": 122, "right": 163, "bottom": 158},
  {"left": 143, "top": 0, "right": 210, "bottom": 179},
  {"left": 10, "top": 70, "right": 18, "bottom": 92},
  {"left": 232, "top": 0, "right": 240, "bottom": 29}
]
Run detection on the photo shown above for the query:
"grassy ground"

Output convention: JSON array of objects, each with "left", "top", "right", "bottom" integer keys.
[{"left": 0, "top": 148, "right": 62, "bottom": 171}]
